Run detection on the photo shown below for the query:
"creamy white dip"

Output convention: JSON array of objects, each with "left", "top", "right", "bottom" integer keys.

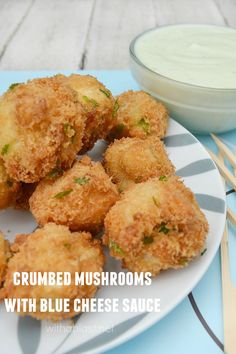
[{"left": 134, "top": 25, "right": 236, "bottom": 89}]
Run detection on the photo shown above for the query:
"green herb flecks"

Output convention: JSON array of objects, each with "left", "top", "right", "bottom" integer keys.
[
  {"left": 201, "top": 248, "right": 207, "bottom": 256},
  {"left": 179, "top": 257, "right": 188, "bottom": 266},
  {"left": 74, "top": 177, "right": 90, "bottom": 185},
  {"left": 158, "top": 222, "right": 169, "bottom": 234},
  {"left": 8, "top": 83, "right": 20, "bottom": 90},
  {"left": 1, "top": 144, "right": 10, "bottom": 156},
  {"left": 99, "top": 88, "right": 110, "bottom": 98},
  {"left": 159, "top": 175, "right": 168, "bottom": 181},
  {"left": 109, "top": 240, "right": 125, "bottom": 256},
  {"left": 63, "top": 123, "right": 72, "bottom": 134},
  {"left": 53, "top": 189, "right": 73, "bottom": 199},
  {"left": 112, "top": 100, "right": 119, "bottom": 117},
  {"left": 137, "top": 118, "right": 150, "bottom": 134},
  {"left": 63, "top": 123, "right": 76, "bottom": 142},
  {"left": 152, "top": 196, "right": 159, "bottom": 207},
  {"left": 64, "top": 242, "right": 71, "bottom": 249},
  {"left": 47, "top": 166, "right": 64, "bottom": 179},
  {"left": 82, "top": 95, "right": 98, "bottom": 108},
  {"left": 143, "top": 236, "right": 154, "bottom": 245}
]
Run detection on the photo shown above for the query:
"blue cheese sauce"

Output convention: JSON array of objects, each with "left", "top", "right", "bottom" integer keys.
[{"left": 134, "top": 25, "right": 236, "bottom": 89}]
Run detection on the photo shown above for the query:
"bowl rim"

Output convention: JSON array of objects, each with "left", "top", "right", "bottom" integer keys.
[{"left": 129, "top": 23, "right": 236, "bottom": 92}]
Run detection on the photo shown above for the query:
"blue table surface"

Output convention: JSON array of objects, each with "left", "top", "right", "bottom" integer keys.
[{"left": 0, "top": 70, "right": 235, "bottom": 354}]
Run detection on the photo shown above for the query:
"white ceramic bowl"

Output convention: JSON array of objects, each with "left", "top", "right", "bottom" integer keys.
[{"left": 130, "top": 25, "right": 236, "bottom": 135}]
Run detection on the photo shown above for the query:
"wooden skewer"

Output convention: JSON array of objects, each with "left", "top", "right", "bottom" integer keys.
[
  {"left": 211, "top": 134, "right": 236, "bottom": 170},
  {"left": 207, "top": 148, "right": 236, "bottom": 191},
  {"left": 221, "top": 224, "right": 236, "bottom": 354},
  {"left": 218, "top": 149, "right": 236, "bottom": 354},
  {"left": 208, "top": 136, "right": 236, "bottom": 227},
  {"left": 227, "top": 208, "right": 236, "bottom": 228}
]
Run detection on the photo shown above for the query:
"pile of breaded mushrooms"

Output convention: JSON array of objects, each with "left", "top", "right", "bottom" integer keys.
[{"left": 0, "top": 74, "right": 208, "bottom": 320}]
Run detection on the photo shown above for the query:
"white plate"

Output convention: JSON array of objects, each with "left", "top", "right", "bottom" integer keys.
[{"left": 0, "top": 118, "right": 226, "bottom": 354}]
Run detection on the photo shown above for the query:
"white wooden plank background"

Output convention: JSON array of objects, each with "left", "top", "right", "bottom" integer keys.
[
  {"left": 153, "top": 0, "right": 225, "bottom": 25},
  {"left": 0, "top": 0, "right": 234, "bottom": 70},
  {"left": 85, "top": 0, "right": 156, "bottom": 69}
]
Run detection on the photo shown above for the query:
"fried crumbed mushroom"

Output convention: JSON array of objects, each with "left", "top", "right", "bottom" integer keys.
[
  {"left": 64, "top": 74, "right": 115, "bottom": 152},
  {"left": 30, "top": 156, "right": 119, "bottom": 232},
  {"left": 107, "top": 90, "right": 168, "bottom": 141},
  {"left": 2, "top": 223, "right": 105, "bottom": 320},
  {"left": 0, "top": 77, "right": 85, "bottom": 183},
  {"left": 104, "top": 136, "right": 175, "bottom": 191},
  {"left": 0, "top": 159, "right": 20, "bottom": 209},
  {"left": 104, "top": 176, "right": 208, "bottom": 276},
  {"left": 0, "top": 232, "right": 11, "bottom": 287}
]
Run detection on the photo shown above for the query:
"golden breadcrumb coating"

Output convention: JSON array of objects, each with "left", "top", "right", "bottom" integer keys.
[
  {"left": 0, "top": 232, "right": 11, "bottom": 287},
  {"left": 0, "top": 159, "right": 20, "bottom": 209},
  {"left": 65, "top": 74, "right": 115, "bottom": 152},
  {"left": 2, "top": 223, "right": 105, "bottom": 320},
  {"left": 107, "top": 90, "right": 168, "bottom": 141},
  {"left": 104, "top": 176, "right": 208, "bottom": 276},
  {"left": 30, "top": 156, "right": 119, "bottom": 232},
  {"left": 0, "top": 77, "right": 85, "bottom": 183},
  {"left": 104, "top": 136, "right": 175, "bottom": 191}
]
